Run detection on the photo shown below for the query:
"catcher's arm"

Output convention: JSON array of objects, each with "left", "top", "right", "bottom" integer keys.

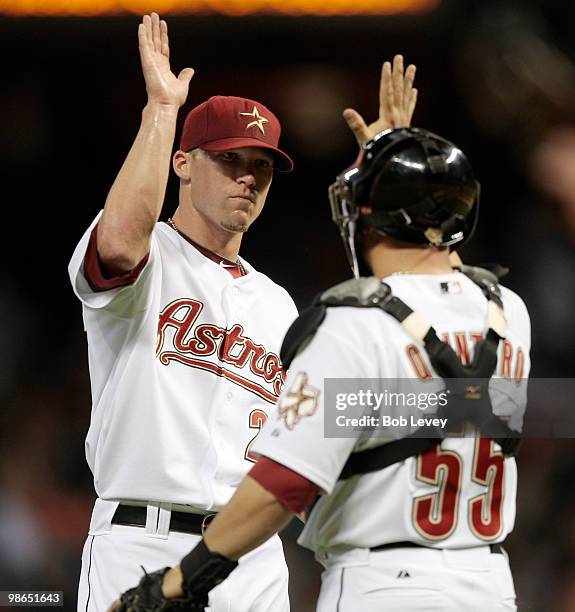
[
  {"left": 162, "top": 476, "right": 294, "bottom": 599},
  {"left": 343, "top": 54, "right": 418, "bottom": 146},
  {"left": 203, "top": 475, "right": 294, "bottom": 559}
]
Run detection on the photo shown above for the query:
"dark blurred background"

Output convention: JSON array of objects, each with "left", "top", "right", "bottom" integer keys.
[{"left": 1, "top": 0, "right": 574, "bottom": 609}]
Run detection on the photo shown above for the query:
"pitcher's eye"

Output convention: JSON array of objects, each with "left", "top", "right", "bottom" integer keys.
[
  {"left": 219, "top": 152, "right": 239, "bottom": 162},
  {"left": 256, "top": 158, "right": 273, "bottom": 170}
]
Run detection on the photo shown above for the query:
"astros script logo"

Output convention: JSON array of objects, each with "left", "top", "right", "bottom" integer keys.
[{"left": 156, "top": 298, "right": 286, "bottom": 403}]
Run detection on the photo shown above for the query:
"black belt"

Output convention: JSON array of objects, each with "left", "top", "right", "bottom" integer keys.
[
  {"left": 370, "top": 541, "right": 503, "bottom": 554},
  {"left": 112, "top": 504, "right": 217, "bottom": 535}
]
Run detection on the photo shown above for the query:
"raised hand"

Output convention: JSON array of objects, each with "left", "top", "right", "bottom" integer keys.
[
  {"left": 343, "top": 55, "right": 417, "bottom": 146},
  {"left": 138, "top": 12, "right": 194, "bottom": 108}
]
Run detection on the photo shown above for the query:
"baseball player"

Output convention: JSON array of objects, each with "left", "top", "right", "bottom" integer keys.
[
  {"left": 111, "top": 97, "right": 531, "bottom": 612},
  {"left": 68, "top": 12, "right": 300, "bottom": 612}
]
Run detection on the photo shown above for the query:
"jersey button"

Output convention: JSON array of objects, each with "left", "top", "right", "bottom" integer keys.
[
  {"left": 226, "top": 392, "right": 233, "bottom": 401},
  {"left": 232, "top": 287, "right": 240, "bottom": 296}
]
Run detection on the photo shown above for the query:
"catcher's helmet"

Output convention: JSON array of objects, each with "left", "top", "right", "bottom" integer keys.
[{"left": 328, "top": 127, "right": 480, "bottom": 277}]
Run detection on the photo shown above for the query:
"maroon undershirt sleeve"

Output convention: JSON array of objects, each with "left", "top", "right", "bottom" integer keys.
[
  {"left": 249, "top": 456, "right": 320, "bottom": 515},
  {"left": 83, "top": 224, "right": 149, "bottom": 292}
]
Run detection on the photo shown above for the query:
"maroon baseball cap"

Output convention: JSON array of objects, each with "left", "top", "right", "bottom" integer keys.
[{"left": 179, "top": 95, "right": 294, "bottom": 172}]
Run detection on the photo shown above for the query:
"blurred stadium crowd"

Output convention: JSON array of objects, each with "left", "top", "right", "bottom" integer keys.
[{"left": 0, "top": 0, "right": 574, "bottom": 609}]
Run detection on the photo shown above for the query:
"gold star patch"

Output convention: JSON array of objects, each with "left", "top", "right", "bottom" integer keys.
[
  {"left": 239, "top": 106, "right": 269, "bottom": 134},
  {"left": 278, "top": 372, "right": 320, "bottom": 430}
]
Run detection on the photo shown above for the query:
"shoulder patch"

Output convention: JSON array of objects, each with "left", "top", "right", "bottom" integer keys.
[{"left": 278, "top": 372, "right": 320, "bottom": 430}]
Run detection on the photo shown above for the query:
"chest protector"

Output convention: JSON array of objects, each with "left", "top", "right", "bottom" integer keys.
[{"left": 280, "top": 266, "right": 522, "bottom": 481}]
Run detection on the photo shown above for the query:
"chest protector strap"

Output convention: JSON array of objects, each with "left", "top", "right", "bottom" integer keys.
[{"left": 279, "top": 267, "right": 522, "bottom": 483}]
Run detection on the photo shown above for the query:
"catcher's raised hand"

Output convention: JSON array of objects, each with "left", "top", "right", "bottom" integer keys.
[
  {"left": 139, "top": 12, "right": 195, "bottom": 108},
  {"left": 343, "top": 54, "right": 417, "bottom": 146}
]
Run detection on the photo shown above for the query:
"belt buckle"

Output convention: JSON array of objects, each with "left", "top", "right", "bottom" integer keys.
[{"left": 201, "top": 513, "right": 217, "bottom": 536}]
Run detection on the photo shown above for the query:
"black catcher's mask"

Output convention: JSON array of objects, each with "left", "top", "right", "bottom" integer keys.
[{"left": 328, "top": 127, "right": 480, "bottom": 277}]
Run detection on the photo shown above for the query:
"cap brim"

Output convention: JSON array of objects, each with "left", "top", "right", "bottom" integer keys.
[{"left": 199, "top": 137, "right": 294, "bottom": 172}]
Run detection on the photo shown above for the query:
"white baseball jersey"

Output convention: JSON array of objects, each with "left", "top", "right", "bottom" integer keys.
[
  {"left": 68, "top": 213, "right": 298, "bottom": 510},
  {"left": 253, "top": 272, "right": 530, "bottom": 556}
]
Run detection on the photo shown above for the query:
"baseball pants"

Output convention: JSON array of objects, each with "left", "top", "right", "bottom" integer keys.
[
  {"left": 316, "top": 545, "right": 516, "bottom": 612},
  {"left": 77, "top": 499, "right": 290, "bottom": 612}
]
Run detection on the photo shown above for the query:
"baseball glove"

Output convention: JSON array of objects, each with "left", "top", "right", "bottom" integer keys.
[{"left": 116, "top": 567, "right": 207, "bottom": 612}]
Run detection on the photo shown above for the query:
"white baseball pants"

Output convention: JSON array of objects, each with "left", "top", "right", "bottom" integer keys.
[
  {"left": 315, "top": 545, "right": 516, "bottom": 611},
  {"left": 77, "top": 499, "right": 289, "bottom": 612}
]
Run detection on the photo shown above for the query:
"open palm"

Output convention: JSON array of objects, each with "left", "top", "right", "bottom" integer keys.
[
  {"left": 344, "top": 55, "right": 417, "bottom": 146},
  {"left": 138, "top": 13, "right": 194, "bottom": 108}
]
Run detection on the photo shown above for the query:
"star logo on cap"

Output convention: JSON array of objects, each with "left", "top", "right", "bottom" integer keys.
[{"left": 239, "top": 106, "right": 269, "bottom": 134}]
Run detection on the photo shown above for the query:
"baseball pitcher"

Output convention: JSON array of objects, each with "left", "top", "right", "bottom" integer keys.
[{"left": 69, "top": 13, "right": 298, "bottom": 612}]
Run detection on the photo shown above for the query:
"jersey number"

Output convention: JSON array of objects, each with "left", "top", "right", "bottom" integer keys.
[
  {"left": 244, "top": 409, "right": 268, "bottom": 463},
  {"left": 413, "top": 437, "right": 504, "bottom": 541}
]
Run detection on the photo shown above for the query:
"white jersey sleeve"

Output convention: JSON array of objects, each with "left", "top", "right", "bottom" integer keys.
[
  {"left": 252, "top": 307, "right": 387, "bottom": 494},
  {"left": 68, "top": 211, "right": 157, "bottom": 313}
]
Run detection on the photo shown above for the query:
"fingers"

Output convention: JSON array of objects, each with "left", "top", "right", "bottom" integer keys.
[
  {"left": 142, "top": 13, "right": 152, "bottom": 46},
  {"left": 407, "top": 88, "right": 418, "bottom": 123},
  {"left": 138, "top": 15, "right": 152, "bottom": 55},
  {"left": 343, "top": 108, "right": 370, "bottom": 146},
  {"left": 403, "top": 63, "right": 416, "bottom": 103},
  {"left": 392, "top": 54, "right": 404, "bottom": 113},
  {"left": 151, "top": 12, "right": 161, "bottom": 53},
  {"left": 346, "top": 54, "right": 418, "bottom": 145},
  {"left": 382, "top": 54, "right": 418, "bottom": 127},
  {"left": 139, "top": 13, "right": 170, "bottom": 72},
  {"left": 178, "top": 67, "right": 195, "bottom": 85},
  {"left": 380, "top": 61, "right": 392, "bottom": 121},
  {"left": 139, "top": 13, "right": 165, "bottom": 55},
  {"left": 138, "top": 22, "right": 147, "bottom": 51},
  {"left": 138, "top": 19, "right": 153, "bottom": 72},
  {"left": 390, "top": 55, "right": 417, "bottom": 113},
  {"left": 160, "top": 19, "right": 169, "bottom": 58}
]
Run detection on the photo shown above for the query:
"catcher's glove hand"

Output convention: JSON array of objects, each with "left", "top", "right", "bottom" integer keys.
[{"left": 116, "top": 567, "right": 208, "bottom": 612}]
